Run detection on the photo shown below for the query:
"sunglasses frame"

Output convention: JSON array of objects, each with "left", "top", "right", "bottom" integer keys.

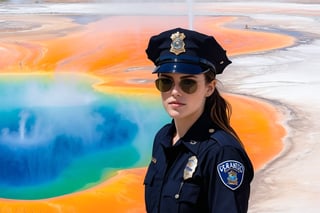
[{"left": 155, "top": 77, "right": 198, "bottom": 94}]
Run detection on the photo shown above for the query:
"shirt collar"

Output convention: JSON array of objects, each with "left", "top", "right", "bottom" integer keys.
[{"left": 160, "top": 110, "right": 219, "bottom": 154}]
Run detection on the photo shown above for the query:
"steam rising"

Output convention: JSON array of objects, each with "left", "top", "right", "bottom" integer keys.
[{"left": 0, "top": 74, "right": 157, "bottom": 189}]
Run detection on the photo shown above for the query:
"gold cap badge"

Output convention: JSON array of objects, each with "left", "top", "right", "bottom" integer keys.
[{"left": 170, "top": 31, "right": 186, "bottom": 55}]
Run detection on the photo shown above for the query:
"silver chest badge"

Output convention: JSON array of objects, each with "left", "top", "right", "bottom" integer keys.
[
  {"left": 183, "top": 155, "right": 198, "bottom": 180},
  {"left": 175, "top": 155, "right": 198, "bottom": 200}
]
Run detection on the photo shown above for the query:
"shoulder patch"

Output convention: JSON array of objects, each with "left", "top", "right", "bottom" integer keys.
[{"left": 217, "top": 160, "right": 245, "bottom": 190}]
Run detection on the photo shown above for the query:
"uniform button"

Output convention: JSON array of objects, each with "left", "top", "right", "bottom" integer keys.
[
  {"left": 209, "top": 128, "right": 215, "bottom": 133},
  {"left": 190, "top": 140, "right": 197, "bottom": 145},
  {"left": 174, "top": 194, "right": 180, "bottom": 199}
]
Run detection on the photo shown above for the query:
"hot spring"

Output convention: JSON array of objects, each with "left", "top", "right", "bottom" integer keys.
[
  {"left": 0, "top": 1, "right": 296, "bottom": 210},
  {"left": 0, "top": 73, "right": 167, "bottom": 199}
]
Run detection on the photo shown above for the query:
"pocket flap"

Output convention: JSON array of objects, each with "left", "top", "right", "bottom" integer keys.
[{"left": 162, "top": 182, "right": 200, "bottom": 204}]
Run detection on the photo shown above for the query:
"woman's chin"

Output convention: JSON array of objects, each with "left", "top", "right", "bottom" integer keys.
[{"left": 167, "top": 111, "right": 183, "bottom": 119}]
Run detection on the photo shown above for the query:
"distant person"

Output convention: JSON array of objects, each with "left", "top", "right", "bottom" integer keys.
[{"left": 144, "top": 28, "right": 254, "bottom": 213}]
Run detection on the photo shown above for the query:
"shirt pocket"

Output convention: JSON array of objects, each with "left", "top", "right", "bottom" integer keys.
[
  {"left": 178, "top": 182, "right": 201, "bottom": 203},
  {"left": 144, "top": 164, "right": 160, "bottom": 212},
  {"left": 144, "top": 162, "right": 157, "bottom": 186},
  {"left": 163, "top": 182, "right": 200, "bottom": 207}
]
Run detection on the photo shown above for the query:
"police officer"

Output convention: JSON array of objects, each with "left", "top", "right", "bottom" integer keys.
[{"left": 144, "top": 28, "right": 254, "bottom": 213}]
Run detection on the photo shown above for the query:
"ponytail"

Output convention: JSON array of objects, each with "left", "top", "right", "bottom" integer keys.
[{"left": 204, "top": 72, "right": 243, "bottom": 146}]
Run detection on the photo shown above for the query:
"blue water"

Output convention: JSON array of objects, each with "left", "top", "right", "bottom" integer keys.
[{"left": 0, "top": 73, "right": 168, "bottom": 199}]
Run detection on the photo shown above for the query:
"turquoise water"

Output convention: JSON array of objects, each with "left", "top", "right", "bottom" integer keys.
[{"left": 0, "top": 73, "right": 169, "bottom": 199}]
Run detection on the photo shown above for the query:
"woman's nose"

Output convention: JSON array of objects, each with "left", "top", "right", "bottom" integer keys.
[{"left": 171, "top": 82, "right": 182, "bottom": 96}]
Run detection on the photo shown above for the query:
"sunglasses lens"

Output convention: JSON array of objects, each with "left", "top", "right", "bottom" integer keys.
[
  {"left": 180, "top": 79, "right": 197, "bottom": 94},
  {"left": 155, "top": 78, "right": 198, "bottom": 94},
  {"left": 155, "top": 78, "right": 173, "bottom": 92}
]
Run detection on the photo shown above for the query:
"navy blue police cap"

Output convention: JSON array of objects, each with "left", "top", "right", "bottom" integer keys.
[{"left": 146, "top": 28, "right": 232, "bottom": 75}]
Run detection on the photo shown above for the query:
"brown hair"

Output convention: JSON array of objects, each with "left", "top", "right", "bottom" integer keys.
[{"left": 204, "top": 71, "right": 243, "bottom": 146}]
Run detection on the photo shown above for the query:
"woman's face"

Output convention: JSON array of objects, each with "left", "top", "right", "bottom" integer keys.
[{"left": 156, "top": 73, "right": 216, "bottom": 121}]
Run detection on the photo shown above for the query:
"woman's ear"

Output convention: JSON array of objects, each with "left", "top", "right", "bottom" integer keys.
[{"left": 206, "top": 80, "right": 216, "bottom": 97}]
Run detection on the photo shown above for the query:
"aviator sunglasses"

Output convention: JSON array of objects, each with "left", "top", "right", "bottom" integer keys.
[{"left": 155, "top": 78, "right": 198, "bottom": 94}]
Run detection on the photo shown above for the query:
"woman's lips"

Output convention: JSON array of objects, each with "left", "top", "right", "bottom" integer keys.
[{"left": 169, "top": 101, "right": 185, "bottom": 107}]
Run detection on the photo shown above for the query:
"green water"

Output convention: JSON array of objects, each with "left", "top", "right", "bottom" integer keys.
[{"left": 0, "top": 73, "right": 169, "bottom": 199}]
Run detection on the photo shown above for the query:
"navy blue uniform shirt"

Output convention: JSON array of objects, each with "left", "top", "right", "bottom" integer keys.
[{"left": 144, "top": 111, "right": 254, "bottom": 213}]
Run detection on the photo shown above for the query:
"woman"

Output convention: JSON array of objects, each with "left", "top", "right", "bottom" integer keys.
[{"left": 144, "top": 28, "right": 254, "bottom": 213}]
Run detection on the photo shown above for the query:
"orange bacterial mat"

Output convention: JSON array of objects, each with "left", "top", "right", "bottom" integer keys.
[{"left": 0, "top": 15, "right": 291, "bottom": 212}]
